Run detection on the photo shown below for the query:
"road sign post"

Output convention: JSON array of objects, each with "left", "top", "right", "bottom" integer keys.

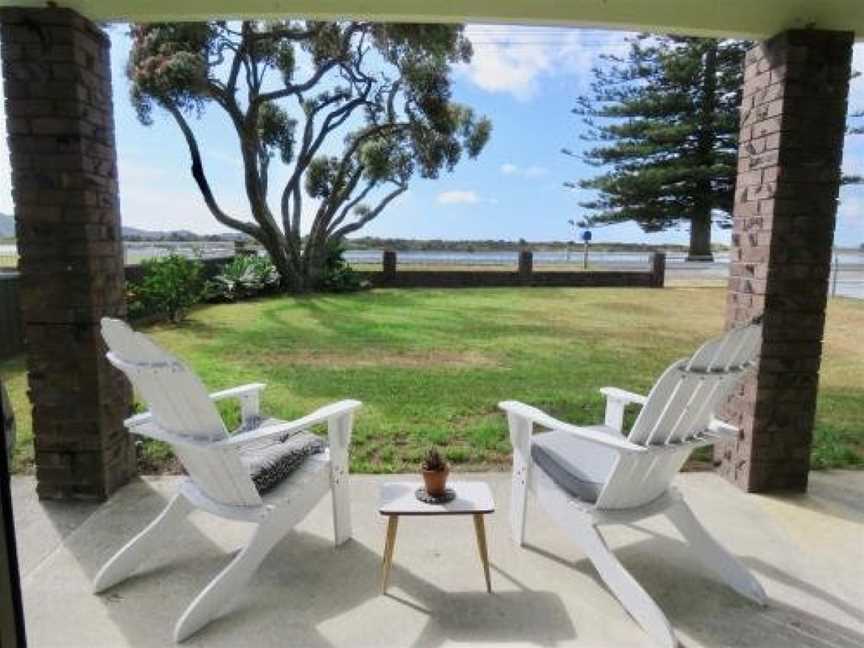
[{"left": 581, "top": 230, "right": 592, "bottom": 269}]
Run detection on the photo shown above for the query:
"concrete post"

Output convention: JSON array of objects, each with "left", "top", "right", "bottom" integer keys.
[
  {"left": 518, "top": 250, "right": 533, "bottom": 281},
  {"left": 719, "top": 30, "right": 853, "bottom": 492},
  {"left": 650, "top": 252, "right": 666, "bottom": 288},
  {"left": 382, "top": 250, "right": 397, "bottom": 280},
  {"left": 0, "top": 7, "right": 134, "bottom": 500}
]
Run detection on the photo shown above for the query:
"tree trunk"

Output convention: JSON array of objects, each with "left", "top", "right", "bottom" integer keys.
[
  {"left": 687, "top": 208, "right": 713, "bottom": 261},
  {"left": 301, "top": 234, "right": 330, "bottom": 292},
  {"left": 688, "top": 42, "right": 718, "bottom": 263}
]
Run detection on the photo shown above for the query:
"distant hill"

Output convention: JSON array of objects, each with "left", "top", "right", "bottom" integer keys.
[
  {"left": 2, "top": 216, "right": 245, "bottom": 242},
  {"left": 0, "top": 212, "right": 13, "bottom": 238},
  {"left": 121, "top": 226, "right": 247, "bottom": 242},
  {"left": 343, "top": 236, "right": 730, "bottom": 253}
]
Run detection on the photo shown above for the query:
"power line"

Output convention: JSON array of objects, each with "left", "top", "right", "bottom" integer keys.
[{"left": 468, "top": 41, "right": 629, "bottom": 48}]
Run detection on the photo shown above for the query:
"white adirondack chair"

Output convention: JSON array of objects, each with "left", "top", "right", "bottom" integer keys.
[
  {"left": 500, "top": 321, "right": 767, "bottom": 648},
  {"left": 93, "top": 318, "right": 360, "bottom": 642}
]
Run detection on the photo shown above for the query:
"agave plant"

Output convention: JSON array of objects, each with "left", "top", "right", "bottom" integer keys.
[
  {"left": 206, "top": 255, "right": 280, "bottom": 301},
  {"left": 422, "top": 447, "right": 447, "bottom": 472}
]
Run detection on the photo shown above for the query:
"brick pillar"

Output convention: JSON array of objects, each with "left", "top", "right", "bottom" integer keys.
[
  {"left": 1, "top": 8, "right": 134, "bottom": 500},
  {"left": 718, "top": 30, "right": 853, "bottom": 493}
]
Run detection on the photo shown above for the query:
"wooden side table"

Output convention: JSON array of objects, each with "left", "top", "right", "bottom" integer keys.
[{"left": 378, "top": 481, "right": 495, "bottom": 593}]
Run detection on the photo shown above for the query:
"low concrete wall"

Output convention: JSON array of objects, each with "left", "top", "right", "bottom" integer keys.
[
  {"left": 0, "top": 257, "right": 235, "bottom": 358},
  {"left": 360, "top": 251, "right": 665, "bottom": 289},
  {"left": 123, "top": 255, "right": 233, "bottom": 284},
  {"left": 358, "top": 269, "right": 659, "bottom": 289}
]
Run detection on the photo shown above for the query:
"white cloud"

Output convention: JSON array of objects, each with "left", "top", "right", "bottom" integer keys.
[
  {"left": 437, "top": 190, "right": 480, "bottom": 205},
  {"left": 499, "top": 162, "right": 548, "bottom": 178},
  {"left": 524, "top": 165, "right": 548, "bottom": 178},
  {"left": 459, "top": 25, "right": 632, "bottom": 101}
]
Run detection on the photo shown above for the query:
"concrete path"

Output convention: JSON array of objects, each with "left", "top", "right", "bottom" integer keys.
[{"left": 12, "top": 471, "right": 864, "bottom": 647}]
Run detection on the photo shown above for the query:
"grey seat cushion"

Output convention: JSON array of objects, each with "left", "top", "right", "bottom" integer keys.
[
  {"left": 530, "top": 429, "right": 619, "bottom": 503},
  {"left": 238, "top": 429, "right": 326, "bottom": 494}
]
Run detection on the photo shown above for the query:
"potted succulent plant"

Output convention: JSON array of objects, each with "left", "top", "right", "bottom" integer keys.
[{"left": 421, "top": 447, "right": 449, "bottom": 496}]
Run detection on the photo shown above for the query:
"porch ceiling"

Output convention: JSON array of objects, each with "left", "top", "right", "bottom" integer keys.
[{"left": 1, "top": 0, "right": 862, "bottom": 39}]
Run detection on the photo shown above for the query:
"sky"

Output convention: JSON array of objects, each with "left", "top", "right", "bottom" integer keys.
[{"left": 0, "top": 24, "right": 862, "bottom": 247}]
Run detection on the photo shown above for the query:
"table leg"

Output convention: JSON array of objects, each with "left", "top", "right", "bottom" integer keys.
[
  {"left": 473, "top": 513, "right": 492, "bottom": 593},
  {"left": 380, "top": 515, "right": 399, "bottom": 593}
]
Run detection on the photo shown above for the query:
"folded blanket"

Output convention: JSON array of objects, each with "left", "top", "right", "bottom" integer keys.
[{"left": 238, "top": 430, "right": 326, "bottom": 494}]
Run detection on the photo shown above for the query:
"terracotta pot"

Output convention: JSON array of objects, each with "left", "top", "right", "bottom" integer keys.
[{"left": 422, "top": 466, "right": 449, "bottom": 496}]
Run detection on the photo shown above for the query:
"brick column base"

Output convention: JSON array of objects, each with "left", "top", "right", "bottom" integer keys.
[
  {"left": 718, "top": 30, "right": 853, "bottom": 492},
  {"left": 1, "top": 7, "right": 134, "bottom": 500}
]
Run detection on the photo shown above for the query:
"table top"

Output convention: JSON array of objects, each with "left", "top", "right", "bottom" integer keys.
[{"left": 378, "top": 481, "right": 495, "bottom": 515}]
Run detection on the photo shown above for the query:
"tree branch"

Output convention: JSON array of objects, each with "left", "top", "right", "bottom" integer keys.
[
  {"left": 282, "top": 91, "right": 372, "bottom": 234},
  {"left": 165, "top": 103, "right": 262, "bottom": 239},
  {"left": 328, "top": 123, "right": 408, "bottom": 204},
  {"left": 225, "top": 22, "right": 248, "bottom": 95},
  {"left": 326, "top": 178, "right": 375, "bottom": 236},
  {"left": 251, "top": 23, "right": 366, "bottom": 108},
  {"left": 332, "top": 183, "right": 406, "bottom": 239}
]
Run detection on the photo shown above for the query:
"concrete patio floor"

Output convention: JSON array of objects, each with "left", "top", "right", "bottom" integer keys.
[{"left": 12, "top": 470, "right": 864, "bottom": 647}]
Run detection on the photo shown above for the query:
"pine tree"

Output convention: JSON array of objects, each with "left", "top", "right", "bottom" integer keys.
[{"left": 568, "top": 36, "right": 749, "bottom": 260}]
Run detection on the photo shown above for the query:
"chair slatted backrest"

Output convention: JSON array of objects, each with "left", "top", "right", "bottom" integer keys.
[
  {"left": 627, "top": 323, "right": 762, "bottom": 447},
  {"left": 101, "top": 318, "right": 262, "bottom": 508},
  {"left": 595, "top": 322, "right": 761, "bottom": 510}
]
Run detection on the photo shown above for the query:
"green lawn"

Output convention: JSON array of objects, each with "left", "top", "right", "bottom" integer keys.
[{"left": 2, "top": 287, "right": 862, "bottom": 474}]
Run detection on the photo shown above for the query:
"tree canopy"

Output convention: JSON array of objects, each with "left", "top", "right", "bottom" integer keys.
[
  {"left": 567, "top": 36, "right": 748, "bottom": 259},
  {"left": 127, "top": 21, "right": 491, "bottom": 289}
]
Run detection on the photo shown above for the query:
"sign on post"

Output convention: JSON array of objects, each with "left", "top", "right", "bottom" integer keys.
[{"left": 581, "top": 230, "right": 592, "bottom": 269}]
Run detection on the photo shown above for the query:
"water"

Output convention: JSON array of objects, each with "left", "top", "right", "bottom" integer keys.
[
  {"left": 123, "top": 241, "right": 236, "bottom": 264},
  {"left": 1, "top": 243, "right": 862, "bottom": 299},
  {"left": 345, "top": 249, "right": 864, "bottom": 299}
]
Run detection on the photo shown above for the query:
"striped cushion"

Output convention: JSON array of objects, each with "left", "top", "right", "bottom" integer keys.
[{"left": 239, "top": 430, "right": 326, "bottom": 494}]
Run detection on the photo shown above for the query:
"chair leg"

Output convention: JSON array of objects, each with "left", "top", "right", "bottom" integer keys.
[
  {"left": 564, "top": 516, "right": 677, "bottom": 648},
  {"left": 665, "top": 498, "right": 767, "bottom": 605},
  {"left": 510, "top": 457, "right": 529, "bottom": 546},
  {"left": 174, "top": 514, "right": 290, "bottom": 642},
  {"left": 331, "top": 464, "right": 352, "bottom": 546},
  {"left": 93, "top": 492, "right": 193, "bottom": 593},
  {"left": 173, "top": 486, "right": 325, "bottom": 642}
]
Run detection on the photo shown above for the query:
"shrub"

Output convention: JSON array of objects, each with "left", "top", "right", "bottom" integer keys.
[
  {"left": 129, "top": 254, "right": 204, "bottom": 323},
  {"left": 206, "top": 254, "right": 280, "bottom": 301},
  {"left": 321, "top": 241, "right": 367, "bottom": 292}
]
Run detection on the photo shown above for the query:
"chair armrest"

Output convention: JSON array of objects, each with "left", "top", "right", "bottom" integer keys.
[
  {"left": 209, "top": 383, "right": 266, "bottom": 402},
  {"left": 122, "top": 415, "right": 185, "bottom": 445},
  {"left": 706, "top": 418, "right": 740, "bottom": 440},
  {"left": 498, "top": 400, "right": 645, "bottom": 453},
  {"left": 124, "top": 411, "right": 153, "bottom": 429},
  {"left": 599, "top": 387, "right": 647, "bottom": 434},
  {"left": 210, "top": 383, "right": 267, "bottom": 426},
  {"left": 217, "top": 399, "right": 362, "bottom": 448},
  {"left": 124, "top": 383, "right": 268, "bottom": 432},
  {"left": 599, "top": 387, "right": 647, "bottom": 406}
]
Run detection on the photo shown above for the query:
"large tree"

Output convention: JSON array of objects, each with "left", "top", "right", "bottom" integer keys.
[
  {"left": 128, "top": 22, "right": 491, "bottom": 290},
  {"left": 567, "top": 36, "right": 748, "bottom": 260}
]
